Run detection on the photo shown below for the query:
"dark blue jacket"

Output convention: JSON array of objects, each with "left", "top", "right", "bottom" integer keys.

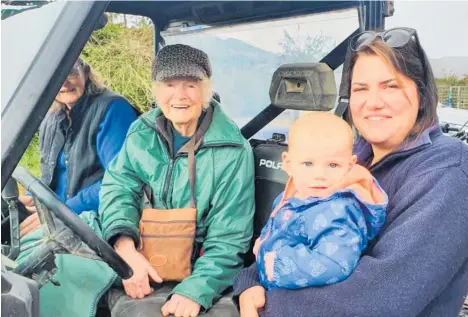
[{"left": 234, "top": 125, "right": 468, "bottom": 317}]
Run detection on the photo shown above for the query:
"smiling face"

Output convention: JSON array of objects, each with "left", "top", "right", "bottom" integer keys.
[
  {"left": 350, "top": 54, "right": 420, "bottom": 154},
  {"left": 55, "top": 63, "right": 86, "bottom": 108},
  {"left": 153, "top": 78, "right": 205, "bottom": 136},
  {"left": 282, "top": 113, "right": 357, "bottom": 199}
]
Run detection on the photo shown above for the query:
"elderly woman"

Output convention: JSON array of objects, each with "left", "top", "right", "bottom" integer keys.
[
  {"left": 18, "top": 57, "right": 138, "bottom": 237},
  {"left": 100, "top": 44, "right": 255, "bottom": 317},
  {"left": 235, "top": 27, "right": 468, "bottom": 317}
]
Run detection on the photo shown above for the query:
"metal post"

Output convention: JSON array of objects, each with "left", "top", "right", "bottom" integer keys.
[
  {"left": 448, "top": 86, "right": 453, "bottom": 107},
  {"left": 362, "top": 0, "right": 387, "bottom": 31},
  {"left": 457, "top": 86, "right": 461, "bottom": 109}
]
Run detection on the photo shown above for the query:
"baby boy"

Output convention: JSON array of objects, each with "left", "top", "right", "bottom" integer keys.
[{"left": 254, "top": 112, "right": 387, "bottom": 289}]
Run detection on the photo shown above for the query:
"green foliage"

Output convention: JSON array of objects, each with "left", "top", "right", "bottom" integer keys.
[
  {"left": 436, "top": 74, "right": 468, "bottom": 86},
  {"left": 82, "top": 20, "right": 154, "bottom": 112},
  {"left": 278, "top": 29, "right": 335, "bottom": 64},
  {"left": 19, "top": 133, "right": 40, "bottom": 177}
]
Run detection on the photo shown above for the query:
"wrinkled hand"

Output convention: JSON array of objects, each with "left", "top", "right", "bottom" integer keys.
[
  {"left": 161, "top": 294, "right": 201, "bottom": 317},
  {"left": 115, "top": 237, "right": 162, "bottom": 299},
  {"left": 18, "top": 195, "right": 37, "bottom": 214},
  {"left": 20, "top": 213, "right": 41, "bottom": 237},
  {"left": 239, "top": 285, "right": 266, "bottom": 317},
  {"left": 264, "top": 252, "right": 276, "bottom": 282}
]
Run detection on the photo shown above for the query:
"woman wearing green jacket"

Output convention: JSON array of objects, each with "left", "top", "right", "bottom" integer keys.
[{"left": 99, "top": 44, "right": 255, "bottom": 317}]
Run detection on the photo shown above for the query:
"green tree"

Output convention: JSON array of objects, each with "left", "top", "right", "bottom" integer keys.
[
  {"left": 436, "top": 74, "right": 467, "bottom": 87},
  {"left": 278, "top": 28, "right": 335, "bottom": 65},
  {"left": 82, "top": 18, "right": 154, "bottom": 112}
]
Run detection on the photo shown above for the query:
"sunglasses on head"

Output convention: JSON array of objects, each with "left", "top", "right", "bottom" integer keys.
[
  {"left": 350, "top": 27, "right": 420, "bottom": 50},
  {"left": 350, "top": 27, "right": 426, "bottom": 79}
]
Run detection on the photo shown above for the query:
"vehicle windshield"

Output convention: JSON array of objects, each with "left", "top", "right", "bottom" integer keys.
[
  {"left": 1, "top": 1, "right": 66, "bottom": 111},
  {"left": 163, "top": 8, "right": 359, "bottom": 140}
]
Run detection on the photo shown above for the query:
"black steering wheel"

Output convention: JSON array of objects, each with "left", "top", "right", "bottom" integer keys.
[{"left": 9, "top": 166, "right": 132, "bottom": 280}]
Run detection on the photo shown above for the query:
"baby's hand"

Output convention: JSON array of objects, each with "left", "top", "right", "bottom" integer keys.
[{"left": 265, "top": 251, "right": 276, "bottom": 281}]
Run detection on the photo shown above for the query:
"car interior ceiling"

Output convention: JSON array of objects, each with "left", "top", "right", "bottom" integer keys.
[{"left": 106, "top": 1, "right": 359, "bottom": 30}]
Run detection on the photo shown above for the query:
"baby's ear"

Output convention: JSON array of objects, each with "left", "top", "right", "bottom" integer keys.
[{"left": 350, "top": 155, "right": 358, "bottom": 168}]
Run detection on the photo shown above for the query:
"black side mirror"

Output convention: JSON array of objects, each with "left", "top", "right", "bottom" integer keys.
[{"left": 95, "top": 14, "right": 108, "bottom": 30}]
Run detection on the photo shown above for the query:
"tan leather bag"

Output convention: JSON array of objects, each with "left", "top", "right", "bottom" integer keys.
[{"left": 138, "top": 137, "right": 199, "bottom": 281}]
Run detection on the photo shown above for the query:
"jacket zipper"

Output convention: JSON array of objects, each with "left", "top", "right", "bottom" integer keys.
[
  {"left": 64, "top": 124, "right": 73, "bottom": 199},
  {"left": 162, "top": 158, "right": 174, "bottom": 208}
]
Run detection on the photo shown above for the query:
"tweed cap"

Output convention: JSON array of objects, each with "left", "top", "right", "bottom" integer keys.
[{"left": 152, "top": 44, "right": 212, "bottom": 81}]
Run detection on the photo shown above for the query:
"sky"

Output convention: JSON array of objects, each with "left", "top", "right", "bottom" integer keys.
[
  {"left": 385, "top": 1, "right": 468, "bottom": 58},
  {"left": 174, "top": 0, "right": 468, "bottom": 60}
]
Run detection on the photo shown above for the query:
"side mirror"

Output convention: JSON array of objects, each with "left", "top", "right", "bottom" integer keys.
[
  {"left": 95, "top": 13, "right": 108, "bottom": 30},
  {"left": 269, "top": 63, "right": 337, "bottom": 111}
]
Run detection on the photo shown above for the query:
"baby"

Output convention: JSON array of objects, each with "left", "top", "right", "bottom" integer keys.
[{"left": 254, "top": 112, "right": 387, "bottom": 290}]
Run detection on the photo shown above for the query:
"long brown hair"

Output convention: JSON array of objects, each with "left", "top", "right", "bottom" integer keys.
[
  {"left": 346, "top": 37, "right": 438, "bottom": 144},
  {"left": 51, "top": 57, "right": 106, "bottom": 112}
]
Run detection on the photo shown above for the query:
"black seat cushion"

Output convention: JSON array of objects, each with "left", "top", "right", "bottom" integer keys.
[{"left": 245, "top": 140, "right": 288, "bottom": 266}]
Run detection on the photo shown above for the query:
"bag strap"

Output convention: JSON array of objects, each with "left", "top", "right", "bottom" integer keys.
[
  {"left": 185, "top": 106, "right": 213, "bottom": 209},
  {"left": 143, "top": 185, "right": 154, "bottom": 207},
  {"left": 142, "top": 106, "right": 213, "bottom": 209}
]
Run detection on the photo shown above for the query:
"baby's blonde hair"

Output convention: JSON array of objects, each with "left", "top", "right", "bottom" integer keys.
[{"left": 289, "top": 112, "right": 354, "bottom": 153}]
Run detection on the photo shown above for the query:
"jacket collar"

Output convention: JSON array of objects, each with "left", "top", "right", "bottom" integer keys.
[
  {"left": 140, "top": 99, "right": 245, "bottom": 149},
  {"left": 354, "top": 123, "right": 443, "bottom": 169},
  {"left": 54, "top": 93, "right": 93, "bottom": 129}
]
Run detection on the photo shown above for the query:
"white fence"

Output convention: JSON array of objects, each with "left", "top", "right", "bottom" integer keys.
[{"left": 438, "top": 85, "right": 468, "bottom": 110}]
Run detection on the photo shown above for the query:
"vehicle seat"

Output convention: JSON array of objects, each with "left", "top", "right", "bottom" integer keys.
[{"left": 244, "top": 138, "right": 288, "bottom": 266}]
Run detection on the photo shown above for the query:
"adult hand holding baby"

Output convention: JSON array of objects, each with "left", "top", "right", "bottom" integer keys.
[{"left": 239, "top": 286, "right": 266, "bottom": 317}]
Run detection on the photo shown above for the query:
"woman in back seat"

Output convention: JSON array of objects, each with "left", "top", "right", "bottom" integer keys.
[
  {"left": 18, "top": 57, "right": 138, "bottom": 236},
  {"left": 99, "top": 44, "right": 255, "bottom": 317},
  {"left": 235, "top": 27, "right": 468, "bottom": 317}
]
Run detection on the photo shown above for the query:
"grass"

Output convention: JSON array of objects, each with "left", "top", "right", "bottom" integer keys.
[{"left": 19, "top": 133, "right": 41, "bottom": 178}]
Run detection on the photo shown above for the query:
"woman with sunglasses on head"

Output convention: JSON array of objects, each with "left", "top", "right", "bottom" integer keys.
[
  {"left": 18, "top": 57, "right": 138, "bottom": 237},
  {"left": 234, "top": 27, "right": 468, "bottom": 317}
]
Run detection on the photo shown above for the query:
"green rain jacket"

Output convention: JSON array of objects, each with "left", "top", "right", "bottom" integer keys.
[{"left": 99, "top": 101, "right": 255, "bottom": 309}]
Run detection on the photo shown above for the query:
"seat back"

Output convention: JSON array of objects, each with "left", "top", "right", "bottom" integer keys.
[{"left": 245, "top": 139, "right": 288, "bottom": 266}]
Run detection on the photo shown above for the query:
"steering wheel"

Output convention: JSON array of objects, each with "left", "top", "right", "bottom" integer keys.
[{"left": 7, "top": 166, "right": 132, "bottom": 280}]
